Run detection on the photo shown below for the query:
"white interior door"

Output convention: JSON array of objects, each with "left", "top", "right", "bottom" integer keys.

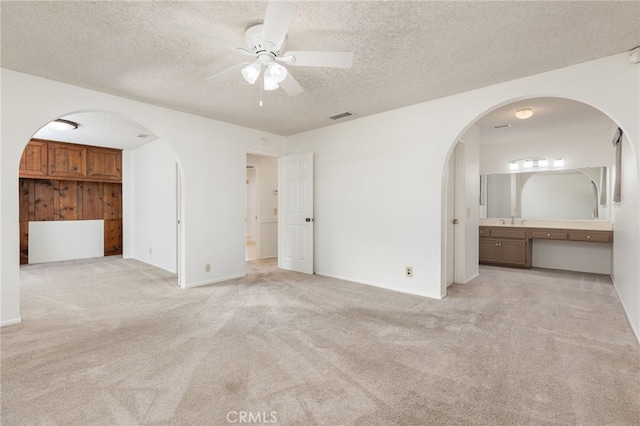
[{"left": 278, "top": 152, "right": 314, "bottom": 274}]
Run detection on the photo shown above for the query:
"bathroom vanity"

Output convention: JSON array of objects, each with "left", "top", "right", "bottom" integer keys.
[{"left": 479, "top": 220, "right": 613, "bottom": 269}]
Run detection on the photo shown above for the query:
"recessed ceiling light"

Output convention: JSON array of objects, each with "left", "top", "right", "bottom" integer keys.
[
  {"left": 515, "top": 108, "right": 533, "bottom": 119},
  {"left": 46, "top": 119, "right": 78, "bottom": 131}
]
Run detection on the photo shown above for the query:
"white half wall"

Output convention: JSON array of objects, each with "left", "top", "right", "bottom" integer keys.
[
  {"left": 28, "top": 220, "right": 104, "bottom": 264},
  {"left": 131, "top": 139, "right": 178, "bottom": 273}
]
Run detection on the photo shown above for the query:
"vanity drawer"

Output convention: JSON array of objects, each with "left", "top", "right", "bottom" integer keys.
[
  {"left": 479, "top": 227, "right": 491, "bottom": 237},
  {"left": 530, "top": 230, "right": 567, "bottom": 240},
  {"left": 568, "top": 231, "right": 611, "bottom": 243},
  {"left": 491, "top": 228, "right": 527, "bottom": 239}
]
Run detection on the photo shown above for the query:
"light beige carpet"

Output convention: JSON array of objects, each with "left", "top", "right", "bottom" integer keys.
[{"left": 1, "top": 257, "right": 639, "bottom": 425}]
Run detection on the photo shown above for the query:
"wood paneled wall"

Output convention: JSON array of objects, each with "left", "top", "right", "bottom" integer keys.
[{"left": 19, "top": 179, "right": 122, "bottom": 264}]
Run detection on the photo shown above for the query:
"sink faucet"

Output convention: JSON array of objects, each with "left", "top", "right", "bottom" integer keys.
[
  {"left": 500, "top": 219, "right": 505, "bottom": 225},
  {"left": 511, "top": 216, "right": 515, "bottom": 225}
]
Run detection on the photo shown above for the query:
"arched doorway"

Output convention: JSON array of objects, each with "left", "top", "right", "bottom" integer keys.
[
  {"left": 17, "top": 110, "right": 184, "bottom": 288},
  {"left": 442, "top": 96, "right": 638, "bottom": 300}
]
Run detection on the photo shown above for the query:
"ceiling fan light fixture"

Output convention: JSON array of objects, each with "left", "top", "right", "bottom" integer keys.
[
  {"left": 263, "top": 73, "right": 279, "bottom": 91},
  {"left": 47, "top": 118, "right": 78, "bottom": 131},
  {"left": 267, "top": 62, "right": 287, "bottom": 83},
  {"left": 241, "top": 63, "right": 261, "bottom": 84}
]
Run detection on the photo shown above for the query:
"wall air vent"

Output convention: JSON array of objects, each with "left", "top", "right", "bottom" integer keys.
[
  {"left": 329, "top": 112, "right": 355, "bottom": 120},
  {"left": 494, "top": 124, "right": 511, "bottom": 129}
]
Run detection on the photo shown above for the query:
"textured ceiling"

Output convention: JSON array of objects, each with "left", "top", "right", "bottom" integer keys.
[{"left": 2, "top": 1, "right": 638, "bottom": 136}]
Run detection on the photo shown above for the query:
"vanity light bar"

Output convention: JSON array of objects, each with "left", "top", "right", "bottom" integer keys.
[{"left": 508, "top": 157, "right": 563, "bottom": 170}]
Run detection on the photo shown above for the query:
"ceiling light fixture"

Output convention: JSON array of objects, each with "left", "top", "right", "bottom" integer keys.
[
  {"left": 263, "top": 71, "right": 279, "bottom": 91},
  {"left": 267, "top": 62, "right": 287, "bottom": 83},
  {"left": 515, "top": 108, "right": 533, "bottom": 119},
  {"left": 47, "top": 119, "right": 78, "bottom": 131},
  {"left": 508, "top": 157, "right": 563, "bottom": 171},
  {"left": 241, "top": 63, "right": 262, "bottom": 85}
]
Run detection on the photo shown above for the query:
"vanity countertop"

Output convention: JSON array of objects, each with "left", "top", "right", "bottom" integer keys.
[{"left": 479, "top": 219, "right": 613, "bottom": 231}]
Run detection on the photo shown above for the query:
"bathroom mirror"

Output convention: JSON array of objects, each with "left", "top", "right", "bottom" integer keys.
[{"left": 480, "top": 167, "right": 610, "bottom": 221}]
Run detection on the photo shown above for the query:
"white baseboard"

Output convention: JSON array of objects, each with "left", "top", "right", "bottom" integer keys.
[
  {"left": 314, "top": 271, "right": 443, "bottom": 300},
  {"left": 131, "top": 257, "right": 177, "bottom": 274},
  {"left": 183, "top": 273, "right": 246, "bottom": 289},
  {"left": 611, "top": 276, "right": 640, "bottom": 345},
  {"left": 1, "top": 317, "right": 22, "bottom": 327},
  {"left": 462, "top": 273, "right": 480, "bottom": 284}
]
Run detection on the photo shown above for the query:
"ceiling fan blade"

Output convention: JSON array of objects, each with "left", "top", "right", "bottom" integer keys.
[
  {"left": 207, "top": 63, "right": 251, "bottom": 83},
  {"left": 279, "top": 72, "right": 304, "bottom": 96},
  {"left": 261, "top": 0, "right": 297, "bottom": 51},
  {"left": 169, "top": 23, "right": 253, "bottom": 56},
  {"left": 279, "top": 51, "right": 353, "bottom": 68}
]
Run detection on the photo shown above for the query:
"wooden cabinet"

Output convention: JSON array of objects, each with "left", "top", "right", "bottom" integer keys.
[
  {"left": 19, "top": 140, "right": 48, "bottom": 177},
  {"left": 568, "top": 231, "right": 611, "bottom": 243},
  {"left": 87, "top": 147, "right": 122, "bottom": 181},
  {"left": 19, "top": 139, "right": 121, "bottom": 183},
  {"left": 479, "top": 227, "right": 531, "bottom": 268},
  {"left": 480, "top": 225, "right": 613, "bottom": 270},
  {"left": 18, "top": 140, "right": 123, "bottom": 264},
  {"left": 48, "top": 142, "right": 88, "bottom": 179}
]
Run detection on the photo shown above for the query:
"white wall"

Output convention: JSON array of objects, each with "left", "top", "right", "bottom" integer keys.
[
  {"left": 480, "top": 125, "right": 617, "bottom": 175},
  {"left": 130, "top": 139, "right": 178, "bottom": 273},
  {"left": 2, "top": 54, "right": 638, "bottom": 342},
  {"left": 1, "top": 69, "right": 285, "bottom": 325},
  {"left": 612, "top": 134, "right": 640, "bottom": 342},
  {"left": 286, "top": 53, "right": 639, "bottom": 328}
]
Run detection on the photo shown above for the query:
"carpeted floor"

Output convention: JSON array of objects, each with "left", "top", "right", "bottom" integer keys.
[{"left": 1, "top": 257, "right": 639, "bottom": 425}]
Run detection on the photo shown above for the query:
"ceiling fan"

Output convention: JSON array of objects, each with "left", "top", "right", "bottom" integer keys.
[{"left": 170, "top": 0, "right": 353, "bottom": 97}]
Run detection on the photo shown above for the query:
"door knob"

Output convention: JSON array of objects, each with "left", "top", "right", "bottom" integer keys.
[
  {"left": 452, "top": 219, "right": 459, "bottom": 224},
  {"left": 305, "top": 217, "right": 313, "bottom": 222}
]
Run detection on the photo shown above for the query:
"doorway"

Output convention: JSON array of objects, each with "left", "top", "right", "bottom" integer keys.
[
  {"left": 445, "top": 142, "right": 466, "bottom": 289},
  {"left": 245, "top": 153, "right": 279, "bottom": 262},
  {"left": 18, "top": 111, "right": 183, "bottom": 281}
]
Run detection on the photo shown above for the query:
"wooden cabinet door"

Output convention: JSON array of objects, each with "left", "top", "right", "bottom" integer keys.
[
  {"left": 87, "top": 147, "right": 122, "bottom": 182},
  {"left": 499, "top": 240, "right": 527, "bottom": 266},
  {"left": 19, "top": 140, "right": 48, "bottom": 178},
  {"left": 48, "top": 142, "right": 88, "bottom": 179},
  {"left": 479, "top": 238, "right": 500, "bottom": 263}
]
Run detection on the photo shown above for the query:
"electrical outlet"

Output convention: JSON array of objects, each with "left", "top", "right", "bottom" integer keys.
[
  {"left": 205, "top": 264, "right": 211, "bottom": 273},
  {"left": 405, "top": 266, "right": 413, "bottom": 277},
  {"left": 274, "top": 207, "right": 278, "bottom": 215},
  {"left": 149, "top": 247, "right": 153, "bottom": 255}
]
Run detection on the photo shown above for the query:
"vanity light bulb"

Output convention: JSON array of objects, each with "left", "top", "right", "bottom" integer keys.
[
  {"left": 523, "top": 159, "right": 533, "bottom": 168},
  {"left": 554, "top": 158, "right": 564, "bottom": 167},
  {"left": 509, "top": 162, "right": 519, "bottom": 171},
  {"left": 538, "top": 158, "right": 548, "bottom": 167}
]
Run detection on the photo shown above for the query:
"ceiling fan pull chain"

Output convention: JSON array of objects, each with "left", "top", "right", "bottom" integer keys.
[{"left": 259, "top": 77, "right": 264, "bottom": 107}]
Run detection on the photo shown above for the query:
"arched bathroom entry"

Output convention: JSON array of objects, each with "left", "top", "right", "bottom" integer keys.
[
  {"left": 17, "top": 111, "right": 184, "bottom": 284},
  {"left": 442, "top": 96, "right": 637, "bottom": 298}
]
